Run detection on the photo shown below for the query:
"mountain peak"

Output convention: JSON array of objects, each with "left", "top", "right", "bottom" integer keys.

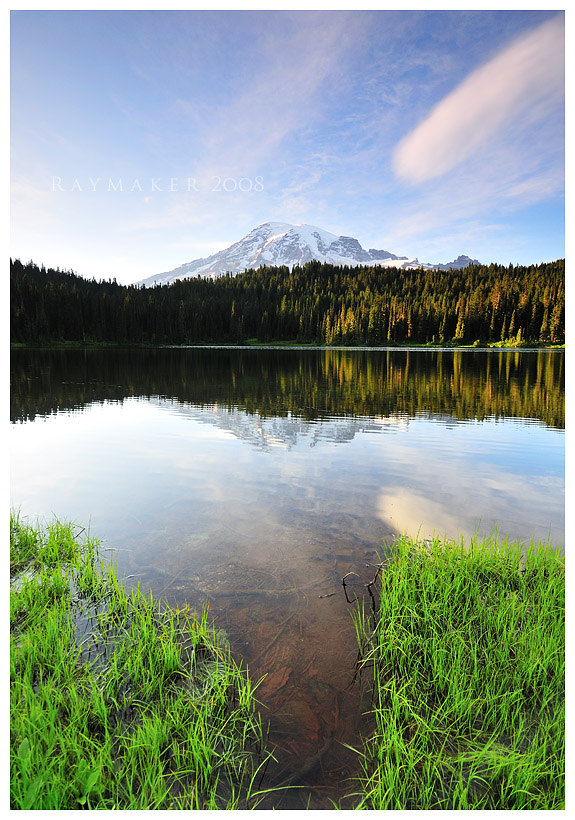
[{"left": 136, "top": 222, "right": 480, "bottom": 286}]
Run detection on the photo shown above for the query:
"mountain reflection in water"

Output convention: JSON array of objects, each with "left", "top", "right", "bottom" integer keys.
[
  {"left": 11, "top": 345, "right": 564, "bottom": 429},
  {"left": 10, "top": 347, "right": 564, "bottom": 808}
]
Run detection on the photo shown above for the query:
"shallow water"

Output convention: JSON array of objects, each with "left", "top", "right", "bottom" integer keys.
[{"left": 10, "top": 346, "right": 564, "bottom": 807}]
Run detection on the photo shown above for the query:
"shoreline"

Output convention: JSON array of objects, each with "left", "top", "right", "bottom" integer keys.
[
  {"left": 10, "top": 513, "right": 271, "bottom": 810},
  {"left": 10, "top": 341, "right": 565, "bottom": 351},
  {"left": 351, "top": 533, "right": 565, "bottom": 810},
  {"left": 10, "top": 514, "right": 565, "bottom": 810}
]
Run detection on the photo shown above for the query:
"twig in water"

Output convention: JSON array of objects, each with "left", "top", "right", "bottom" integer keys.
[
  {"left": 365, "top": 564, "right": 384, "bottom": 588},
  {"left": 251, "top": 613, "right": 294, "bottom": 664},
  {"left": 342, "top": 571, "right": 359, "bottom": 603},
  {"left": 365, "top": 564, "right": 384, "bottom": 622},
  {"left": 366, "top": 582, "right": 377, "bottom": 621},
  {"left": 301, "top": 655, "right": 317, "bottom": 676},
  {"left": 272, "top": 735, "right": 333, "bottom": 790}
]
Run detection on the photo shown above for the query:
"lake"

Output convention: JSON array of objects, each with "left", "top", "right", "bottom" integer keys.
[{"left": 10, "top": 346, "right": 565, "bottom": 808}]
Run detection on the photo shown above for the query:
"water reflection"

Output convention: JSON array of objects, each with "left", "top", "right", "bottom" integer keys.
[
  {"left": 9, "top": 347, "right": 565, "bottom": 808},
  {"left": 11, "top": 346, "right": 564, "bottom": 429},
  {"left": 155, "top": 397, "right": 410, "bottom": 450}
]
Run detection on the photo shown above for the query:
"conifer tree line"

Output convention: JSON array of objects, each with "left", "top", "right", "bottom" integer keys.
[{"left": 10, "top": 257, "right": 565, "bottom": 346}]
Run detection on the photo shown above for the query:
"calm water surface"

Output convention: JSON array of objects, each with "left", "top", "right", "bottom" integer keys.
[{"left": 10, "top": 347, "right": 564, "bottom": 808}]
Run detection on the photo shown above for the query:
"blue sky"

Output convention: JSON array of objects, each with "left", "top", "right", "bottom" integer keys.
[{"left": 10, "top": 8, "right": 565, "bottom": 284}]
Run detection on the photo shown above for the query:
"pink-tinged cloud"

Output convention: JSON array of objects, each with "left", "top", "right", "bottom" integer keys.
[{"left": 393, "top": 14, "right": 564, "bottom": 184}]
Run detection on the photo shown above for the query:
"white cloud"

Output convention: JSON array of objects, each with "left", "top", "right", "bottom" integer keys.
[{"left": 393, "top": 14, "right": 564, "bottom": 184}]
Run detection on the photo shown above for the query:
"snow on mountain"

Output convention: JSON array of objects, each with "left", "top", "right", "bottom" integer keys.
[
  {"left": 151, "top": 397, "right": 409, "bottom": 453},
  {"left": 137, "top": 222, "right": 479, "bottom": 286},
  {"left": 434, "top": 255, "right": 479, "bottom": 271}
]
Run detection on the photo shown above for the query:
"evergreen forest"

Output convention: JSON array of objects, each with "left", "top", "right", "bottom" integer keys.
[{"left": 10, "top": 257, "right": 565, "bottom": 347}]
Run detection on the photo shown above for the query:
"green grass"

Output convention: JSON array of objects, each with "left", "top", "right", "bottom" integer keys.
[
  {"left": 10, "top": 515, "right": 565, "bottom": 810},
  {"left": 347, "top": 533, "right": 565, "bottom": 810},
  {"left": 10, "top": 511, "right": 272, "bottom": 810}
]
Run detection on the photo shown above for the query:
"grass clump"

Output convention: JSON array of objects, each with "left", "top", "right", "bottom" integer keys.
[
  {"left": 10, "top": 511, "right": 271, "bottom": 810},
  {"left": 349, "top": 533, "right": 565, "bottom": 810}
]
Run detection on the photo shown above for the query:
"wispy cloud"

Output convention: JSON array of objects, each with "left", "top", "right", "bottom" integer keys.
[
  {"left": 393, "top": 14, "right": 564, "bottom": 184},
  {"left": 385, "top": 121, "right": 564, "bottom": 257},
  {"left": 186, "top": 12, "right": 365, "bottom": 179},
  {"left": 10, "top": 10, "right": 564, "bottom": 280}
]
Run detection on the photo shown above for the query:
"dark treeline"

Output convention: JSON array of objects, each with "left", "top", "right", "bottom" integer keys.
[{"left": 10, "top": 257, "right": 565, "bottom": 346}]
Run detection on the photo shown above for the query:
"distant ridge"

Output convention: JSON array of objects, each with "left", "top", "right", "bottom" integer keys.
[{"left": 137, "top": 222, "right": 480, "bottom": 286}]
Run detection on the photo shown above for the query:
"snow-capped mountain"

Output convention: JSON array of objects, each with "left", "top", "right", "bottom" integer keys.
[
  {"left": 137, "top": 222, "right": 479, "bottom": 286},
  {"left": 434, "top": 255, "right": 479, "bottom": 271}
]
